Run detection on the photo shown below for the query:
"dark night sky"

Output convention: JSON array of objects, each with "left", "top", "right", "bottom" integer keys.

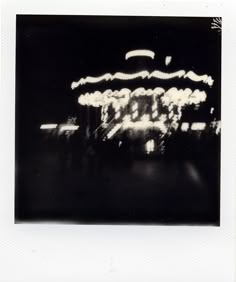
[{"left": 16, "top": 15, "right": 221, "bottom": 153}]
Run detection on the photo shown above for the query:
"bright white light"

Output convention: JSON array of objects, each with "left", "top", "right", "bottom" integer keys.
[
  {"left": 211, "top": 120, "right": 221, "bottom": 135},
  {"left": 210, "top": 107, "right": 214, "bottom": 114},
  {"left": 60, "top": 125, "right": 79, "bottom": 131},
  {"left": 115, "top": 111, "right": 120, "bottom": 119},
  {"left": 123, "top": 115, "right": 131, "bottom": 122},
  {"left": 72, "top": 69, "right": 214, "bottom": 90},
  {"left": 152, "top": 110, "right": 158, "bottom": 119},
  {"left": 184, "top": 71, "right": 214, "bottom": 86},
  {"left": 113, "top": 103, "right": 120, "bottom": 112},
  {"left": 191, "top": 122, "right": 206, "bottom": 131},
  {"left": 165, "top": 56, "right": 172, "bottom": 66},
  {"left": 145, "top": 139, "right": 155, "bottom": 154},
  {"left": 78, "top": 87, "right": 207, "bottom": 108},
  {"left": 125, "top": 50, "right": 155, "bottom": 60},
  {"left": 132, "top": 110, "right": 138, "bottom": 119},
  {"left": 216, "top": 121, "right": 221, "bottom": 135},
  {"left": 169, "top": 111, "right": 174, "bottom": 119},
  {"left": 107, "top": 123, "right": 122, "bottom": 139},
  {"left": 181, "top": 122, "right": 189, "bottom": 132},
  {"left": 141, "top": 114, "right": 150, "bottom": 122},
  {"left": 40, "top": 124, "right": 57, "bottom": 129},
  {"left": 152, "top": 102, "right": 157, "bottom": 111},
  {"left": 122, "top": 120, "right": 167, "bottom": 133}
]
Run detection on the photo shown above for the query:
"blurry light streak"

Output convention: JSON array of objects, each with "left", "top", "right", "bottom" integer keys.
[
  {"left": 165, "top": 56, "right": 172, "bottom": 66},
  {"left": 122, "top": 120, "right": 167, "bottom": 133},
  {"left": 125, "top": 50, "right": 155, "bottom": 60},
  {"left": 107, "top": 123, "right": 122, "bottom": 139},
  {"left": 210, "top": 107, "right": 214, "bottom": 114},
  {"left": 72, "top": 69, "right": 214, "bottom": 89},
  {"left": 132, "top": 110, "right": 138, "bottom": 119},
  {"left": 169, "top": 111, "right": 174, "bottom": 119},
  {"left": 132, "top": 102, "right": 138, "bottom": 111},
  {"left": 123, "top": 115, "right": 131, "bottom": 122},
  {"left": 152, "top": 102, "right": 157, "bottom": 111},
  {"left": 145, "top": 139, "right": 155, "bottom": 154},
  {"left": 60, "top": 125, "right": 79, "bottom": 131},
  {"left": 141, "top": 114, "right": 150, "bottom": 122},
  {"left": 152, "top": 110, "right": 158, "bottom": 119},
  {"left": 115, "top": 111, "right": 120, "bottom": 119},
  {"left": 181, "top": 122, "right": 189, "bottom": 132},
  {"left": 40, "top": 124, "right": 57, "bottom": 129},
  {"left": 78, "top": 87, "right": 207, "bottom": 108},
  {"left": 191, "top": 122, "right": 206, "bottom": 131},
  {"left": 211, "top": 120, "right": 221, "bottom": 135},
  {"left": 216, "top": 121, "right": 221, "bottom": 135}
]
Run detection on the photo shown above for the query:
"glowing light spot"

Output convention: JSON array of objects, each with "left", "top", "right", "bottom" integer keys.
[
  {"left": 132, "top": 102, "right": 138, "bottom": 111},
  {"left": 40, "top": 124, "right": 57, "bottom": 129},
  {"left": 216, "top": 121, "right": 221, "bottom": 135},
  {"left": 122, "top": 120, "right": 167, "bottom": 133},
  {"left": 211, "top": 120, "right": 221, "bottom": 135},
  {"left": 181, "top": 122, "right": 189, "bottom": 132},
  {"left": 145, "top": 139, "right": 155, "bottom": 154},
  {"left": 152, "top": 110, "right": 158, "bottom": 119},
  {"left": 60, "top": 125, "right": 79, "bottom": 131},
  {"left": 125, "top": 50, "right": 155, "bottom": 60},
  {"left": 107, "top": 123, "right": 122, "bottom": 139},
  {"left": 141, "top": 114, "right": 150, "bottom": 122},
  {"left": 165, "top": 56, "right": 172, "bottom": 66},
  {"left": 191, "top": 122, "right": 206, "bottom": 131},
  {"left": 152, "top": 102, "right": 157, "bottom": 111},
  {"left": 132, "top": 110, "right": 138, "bottom": 119},
  {"left": 169, "top": 111, "right": 174, "bottom": 119},
  {"left": 210, "top": 107, "right": 214, "bottom": 114},
  {"left": 123, "top": 115, "right": 131, "bottom": 122},
  {"left": 115, "top": 111, "right": 120, "bottom": 119}
]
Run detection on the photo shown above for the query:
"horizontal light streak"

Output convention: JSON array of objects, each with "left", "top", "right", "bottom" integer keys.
[
  {"left": 59, "top": 125, "right": 79, "bottom": 131},
  {"left": 71, "top": 70, "right": 214, "bottom": 89},
  {"left": 40, "top": 124, "right": 57, "bottom": 129},
  {"left": 191, "top": 122, "right": 206, "bottom": 131},
  {"left": 122, "top": 120, "right": 167, "bottom": 133},
  {"left": 125, "top": 50, "right": 155, "bottom": 60}
]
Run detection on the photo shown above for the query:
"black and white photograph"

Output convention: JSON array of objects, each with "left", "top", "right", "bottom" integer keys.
[{"left": 15, "top": 15, "right": 221, "bottom": 225}]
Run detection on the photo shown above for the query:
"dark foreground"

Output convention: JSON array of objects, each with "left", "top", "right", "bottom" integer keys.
[{"left": 15, "top": 145, "right": 220, "bottom": 225}]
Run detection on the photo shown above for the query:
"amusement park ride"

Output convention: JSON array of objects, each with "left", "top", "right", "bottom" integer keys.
[{"left": 40, "top": 49, "right": 221, "bottom": 155}]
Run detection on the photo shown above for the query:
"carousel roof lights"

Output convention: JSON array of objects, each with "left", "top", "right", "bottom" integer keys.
[
  {"left": 77, "top": 87, "right": 207, "bottom": 108},
  {"left": 125, "top": 49, "right": 155, "bottom": 60},
  {"left": 71, "top": 69, "right": 214, "bottom": 90}
]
